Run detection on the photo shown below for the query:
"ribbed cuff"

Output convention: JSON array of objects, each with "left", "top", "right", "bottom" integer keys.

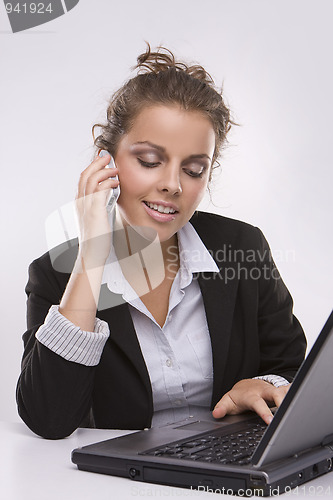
[
  {"left": 253, "top": 374, "right": 290, "bottom": 388},
  {"left": 35, "top": 305, "right": 110, "bottom": 366}
]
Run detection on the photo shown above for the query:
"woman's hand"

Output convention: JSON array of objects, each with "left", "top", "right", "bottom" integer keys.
[
  {"left": 75, "top": 153, "right": 119, "bottom": 268},
  {"left": 59, "top": 154, "right": 119, "bottom": 330},
  {"left": 212, "top": 379, "right": 290, "bottom": 425}
]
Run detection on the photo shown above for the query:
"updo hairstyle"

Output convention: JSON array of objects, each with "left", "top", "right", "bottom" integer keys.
[{"left": 93, "top": 44, "right": 233, "bottom": 171}]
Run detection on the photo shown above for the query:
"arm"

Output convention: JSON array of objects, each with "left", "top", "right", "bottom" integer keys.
[
  {"left": 213, "top": 228, "right": 306, "bottom": 424},
  {"left": 16, "top": 258, "right": 100, "bottom": 439},
  {"left": 17, "top": 154, "right": 119, "bottom": 439}
]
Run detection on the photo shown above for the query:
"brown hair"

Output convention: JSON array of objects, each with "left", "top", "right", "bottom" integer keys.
[{"left": 93, "top": 44, "right": 233, "bottom": 172}]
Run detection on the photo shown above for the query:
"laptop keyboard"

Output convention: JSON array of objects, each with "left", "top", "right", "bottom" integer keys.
[{"left": 142, "top": 421, "right": 267, "bottom": 466}]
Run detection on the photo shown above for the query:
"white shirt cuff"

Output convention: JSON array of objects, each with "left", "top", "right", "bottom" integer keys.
[
  {"left": 35, "top": 305, "right": 110, "bottom": 366},
  {"left": 253, "top": 374, "right": 290, "bottom": 387}
]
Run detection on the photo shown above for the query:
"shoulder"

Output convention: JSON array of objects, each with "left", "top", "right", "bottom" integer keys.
[{"left": 189, "top": 211, "right": 264, "bottom": 251}]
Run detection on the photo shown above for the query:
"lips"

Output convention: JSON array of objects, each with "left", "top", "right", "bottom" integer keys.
[
  {"left": 142, "top": 201, "right": 179, "bottom": 222},
  {"left": 144, "top": 201, "right": 177, "bottom": 214}
]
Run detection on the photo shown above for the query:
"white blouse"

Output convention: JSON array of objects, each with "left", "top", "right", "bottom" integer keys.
[{"left": 36, "top": 217, "right": 288, "bottom": 427}]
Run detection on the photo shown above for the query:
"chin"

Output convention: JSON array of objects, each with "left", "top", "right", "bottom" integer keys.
[
  {"left": 118, "top": 206, "right": 180, "bottom": 243},
  {"left": 138, "top": 225, "right": 177, "bottom": 244}
]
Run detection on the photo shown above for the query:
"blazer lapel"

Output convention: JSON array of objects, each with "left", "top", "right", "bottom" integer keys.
[
  {"left": 197, "top": 269, "right": 239, "bottom": 406},
  {"left": 97, "top": 286, "right": 152, "bottom": 397}
]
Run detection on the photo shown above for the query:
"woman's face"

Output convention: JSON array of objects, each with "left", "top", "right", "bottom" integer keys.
[{"left": 114, "top": 105, "right": 215, "bottom": 243}]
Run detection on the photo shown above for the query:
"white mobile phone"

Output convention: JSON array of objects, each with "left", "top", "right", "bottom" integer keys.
[{"left": 99, "top": 149, "right": 120, "bottom": 211}]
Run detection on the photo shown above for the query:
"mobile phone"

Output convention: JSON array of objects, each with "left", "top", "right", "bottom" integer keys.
[{"left": 99, "top": 149, "right": 120, "bottom": 212}]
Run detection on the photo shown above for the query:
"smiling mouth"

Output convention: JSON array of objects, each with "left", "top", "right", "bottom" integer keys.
[{"left": 143, "top": 201, "right": 178, "bottom": 214}]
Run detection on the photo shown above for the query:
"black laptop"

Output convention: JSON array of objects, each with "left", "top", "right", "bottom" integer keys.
[{"left": 71, "top": 310, "right": 333, "bottom": 496}]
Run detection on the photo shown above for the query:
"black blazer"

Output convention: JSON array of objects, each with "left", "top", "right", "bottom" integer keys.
[{"left": 16, "top": 212, "right": 306, "bottom": 439}]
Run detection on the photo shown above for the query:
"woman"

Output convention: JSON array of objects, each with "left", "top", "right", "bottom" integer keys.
[{"left": 17, "top": 46, "right": 306, "bottom": 439}]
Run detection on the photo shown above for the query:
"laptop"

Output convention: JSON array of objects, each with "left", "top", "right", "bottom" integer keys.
[{"left": 71, "top": 310, "right": 333, "bottom": 496}]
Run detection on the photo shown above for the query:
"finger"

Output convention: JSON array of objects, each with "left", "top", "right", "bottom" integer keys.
[
  {"left": 272, "top": 385, "right": 290, "bottom": 408},
  {"left": 81, "top": 180, "right": 119, "bottom": 214},
  {"left": 96, "top": 177, "right": 120, "bottom": 192},
  {"left": 95, "top": 178, "right": 120, "bottom": 205},
  {"left": 75, "top": 177, "right": 119, "bottom": 219},
  {"left": 212, "top": 393, "right": 237, "bottom": 419},
  {"left": 250, "top": 397, "right": 274, "bottom": 425},
  {"left": 77, "top": 155, "right": 115, "bottom": 198},
  {"left": 85, "top": 168, "right": 119, "bottom": 197}
]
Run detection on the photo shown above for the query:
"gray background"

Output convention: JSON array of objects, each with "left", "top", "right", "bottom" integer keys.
[{"left": 0, "top": 0, "right": 332, "bottom": 423}]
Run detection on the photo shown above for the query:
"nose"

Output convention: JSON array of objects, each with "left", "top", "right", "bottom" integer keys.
[{"left": 157, "top": 162, "right": 182, "bottom": 196}]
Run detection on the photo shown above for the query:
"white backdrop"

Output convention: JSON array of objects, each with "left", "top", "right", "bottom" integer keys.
[{"left": 1, "top": 0, "right": 332, "bottom": 422}]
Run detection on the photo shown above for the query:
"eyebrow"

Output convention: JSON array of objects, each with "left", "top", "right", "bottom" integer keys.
[
  {"left": 131, "top": 141, "right": 212, "bottom": 161},
  {"left": 187, "top": 153, "right": 211, "bottom": 161},
  {"left": 131, "top": 141, "right": 165, "bottom": 152}
]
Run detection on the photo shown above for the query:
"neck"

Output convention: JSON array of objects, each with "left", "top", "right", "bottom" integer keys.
[
  {"left": 160, "top": 233, "right": 178, "bottom": 261},
  {"left": 113, "top": 213, "right": 180, "bottom": 286}
]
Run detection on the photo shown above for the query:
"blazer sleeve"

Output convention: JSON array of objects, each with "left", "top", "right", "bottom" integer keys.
[
  {"left": 255, "top": 227, "right": 306, "bottom": 381},
  {"left": 16, "top": 256, "right": 97, "bottom": 439}
]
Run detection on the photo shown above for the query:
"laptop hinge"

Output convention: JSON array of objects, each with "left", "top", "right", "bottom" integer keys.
[{"left": 321, "top": 434, "right": 333, "bottom": 448}]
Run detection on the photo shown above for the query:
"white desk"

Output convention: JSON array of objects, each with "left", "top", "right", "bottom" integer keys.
[{"left": 1, "top": 421, "right": 332, "bottom": 499}]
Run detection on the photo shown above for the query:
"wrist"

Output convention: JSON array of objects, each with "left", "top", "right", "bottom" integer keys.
[
  {"left": 253, "top": 374, "right": 290, "bottom": 388},
  {"left": 76, "top": 246, "right": 109, "bottom": 272}
]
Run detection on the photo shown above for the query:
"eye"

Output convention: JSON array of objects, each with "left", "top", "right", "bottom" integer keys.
[
  {"left": 137, "top": 158, "right": 161, "bottom": 168},
  {"left": 184, "top": 169, "right": 203, "bottom": 178},
  {"left": 183, "top": 164, "right": 206, "bottom": 178}
]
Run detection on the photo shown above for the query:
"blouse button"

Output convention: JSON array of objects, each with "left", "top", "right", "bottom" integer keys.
[{"left": 166, "top": 359, "right": 172, "bottom": 367}]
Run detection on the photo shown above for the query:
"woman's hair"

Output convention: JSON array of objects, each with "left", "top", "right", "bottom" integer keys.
[{"left": 93, "top": 44, "right": 233, "bottom": 172}]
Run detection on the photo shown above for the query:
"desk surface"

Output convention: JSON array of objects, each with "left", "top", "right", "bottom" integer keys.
[{"left": 2, "top": 421, "right": 333, "bottom": 500}]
